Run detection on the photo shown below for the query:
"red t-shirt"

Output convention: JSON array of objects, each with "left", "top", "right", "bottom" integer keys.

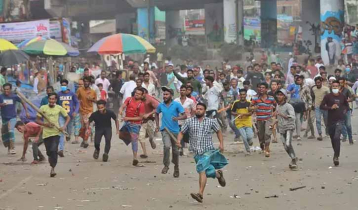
[
  {"left": 124, "top": 97, "right": 145, "bottom": 124},
  {"left": 307, "top": 66, "right": 318, "bottom": 78},
  {"left": 190, "top": 96, "right": 197, "bottom": 104},
  {"left": 100, "top": 90, "right": 107, "bottom": 101},
  {"left": 24, "top": 122, "right": 42, "bottom": 140}
]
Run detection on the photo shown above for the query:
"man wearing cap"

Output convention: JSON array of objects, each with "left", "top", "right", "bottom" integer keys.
[
  {"left": 155, "top": 86, "right": 186, "bottom": 178},
  {"left": 273, "top": 89, "right": 298, "bottom": 169}
]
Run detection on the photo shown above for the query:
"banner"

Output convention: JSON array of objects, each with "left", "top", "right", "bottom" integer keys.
[
  {"left": 0, "top": 19, "right": 50, "bottom": 44},
  {"left": 50, "top": 20, "right": 62, "bottom": 41},
  {"left": 185, "top": 19, "right": 205, "bottom": 31},
  {"left": 62, "top": 18, "right": 71, "bottom": 45}
]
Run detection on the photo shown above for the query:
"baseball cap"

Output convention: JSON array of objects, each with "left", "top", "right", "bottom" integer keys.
[
  {"left": 276, "top": 88, "right": 288, "bottom": 98},
  {"left": 161, "top": 86, "right": 174, "bottom": 95}
]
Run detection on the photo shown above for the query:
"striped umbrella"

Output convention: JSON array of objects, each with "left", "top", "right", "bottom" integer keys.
[
  {"left": 0, "top": 39, "right": 18, "bottom": 51},
  {"left": 23, "top": 39, "right": 79, "bottom": 57},
  {"left": 87, "top": 33, "right": 156, "bottom": 55},
  {"left": 17, "top": 36, "right": 47, "bottom": 49}
]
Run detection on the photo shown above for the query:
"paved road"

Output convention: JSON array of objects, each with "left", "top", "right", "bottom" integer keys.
[{"left": 1, "top": 114, "right": 358, "bottom": 210}]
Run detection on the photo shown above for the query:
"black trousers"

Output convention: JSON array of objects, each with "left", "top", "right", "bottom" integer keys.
[
  {"left": 94, "top": 127, "right": 112, "bottom": 154},
  {"left": 44, "top": 136, "right": 60, "bottom": 168},
  {"left": 329, "top": 121, "right": 343, "bottom": 158}
]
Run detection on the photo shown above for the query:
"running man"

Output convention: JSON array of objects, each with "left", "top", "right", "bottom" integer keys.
[
  {"left": 231, "top": 89, "right": 254, "bottom": 154},
  {"left": 36, "top": 93, "right": 70, "bottom": 177},
  {"left": 174, "top": 85, "right": 196, "bottom": 156},
  {"left": 57, "top": 79, "right": 80, "bottom": 157},
  {"left": 76, "top": 76, "right": 97, "bottom": 148},
  {"left": 0, "top": 83, "right": 29, "bottom": 154},
  {"left": 155, "top": 86, "right": 186, "bottom": 178},
  {"left": 320, "top": 80, "right": 349, "bottom": 166},
  {"left": 90, "top": 100, "right": 119, "bottom": 162},
  {"left": 176, "top": 102, "right": 227, "bottom": 203},
  {"left": 15, "top": 121, "right": 46, "bottom": 164},
  {"left": 118, "top": 88, "right": 145, "bottom": 166},
  {"left": 273, "top": 89, "right": 298, "bottom": 169},
  {"left": 138, "top": 88, "right": 159, "bottom": 159},
  {"left": 251, "top": 82, "right": 276, "bottom": 157}
]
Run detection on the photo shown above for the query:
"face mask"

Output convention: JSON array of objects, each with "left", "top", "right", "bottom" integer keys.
[
  {"left": 346, "top": 68, "right": 351, "bottom": 72},
  {"left": 332, "top": 88, "right": 339, "bottom": 94},
  {"left": 61, "top": 86, "right": 67, "bottom": 91}
]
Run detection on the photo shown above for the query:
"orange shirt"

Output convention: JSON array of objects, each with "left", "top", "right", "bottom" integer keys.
[{"left": 76, "top": 87, "right": 96, "bottom": 115}]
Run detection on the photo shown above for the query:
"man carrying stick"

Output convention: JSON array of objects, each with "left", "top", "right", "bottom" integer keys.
[
  {"left": 176, "top": 102, "right": 227, "bottom": 203},
  {"left": 36, "top": 93, "right": 70, "bottom": 177}
]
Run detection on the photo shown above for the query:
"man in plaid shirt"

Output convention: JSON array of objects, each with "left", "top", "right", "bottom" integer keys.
[{"left": 176, "top": 102, "right": 227, "bottom": 203}]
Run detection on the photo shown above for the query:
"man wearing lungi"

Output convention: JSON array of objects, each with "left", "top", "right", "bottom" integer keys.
[
  {"left": 0, "top": 83, "right": 29, "bottom": 154},
  {"left": 176, "top": 102, "right": 227, "bottom": 203},
  {"left": 118, "top": 88, "right": 145, "bottom": 166}
]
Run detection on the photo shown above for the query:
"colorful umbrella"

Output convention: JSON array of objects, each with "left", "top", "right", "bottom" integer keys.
[
  {"left": 0, "top": 50, "right": 29, "bottom": 66},
  {"left": 17, "top": 36, "right": 47, "bottom": 49},
  {"left": 23, "top": 39, "right": 79, "bottom": 57},
  {"left": 0, "top": 39, "right": 18, "bottom": 51},
  {"left": 87, "top": 33, "right": 156, "bottom": 55}
]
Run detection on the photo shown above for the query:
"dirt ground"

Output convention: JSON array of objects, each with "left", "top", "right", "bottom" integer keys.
[{"left": 1, "top": 114, "right": 358, "bottom": 210}]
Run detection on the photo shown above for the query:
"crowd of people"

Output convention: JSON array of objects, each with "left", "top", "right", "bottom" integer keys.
[{"left": 0, "top": 51, "right": 357, "bottom": 203}]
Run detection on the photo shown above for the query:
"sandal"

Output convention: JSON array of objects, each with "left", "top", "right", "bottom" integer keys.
[
  {"left": 140, "top": 154, "right": 148, "bottom": 159},
  {"left": 190, "top": 193, "right": 203, "bottom": 203},
  {"left": 217, "top": 170, "right": 226, "bottom": 187}
]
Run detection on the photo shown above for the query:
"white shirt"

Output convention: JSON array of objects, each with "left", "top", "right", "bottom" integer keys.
[
  {"left": 246, "top": 89, "right": 257, "bottom": 101},
  {"left": 176, "top": 72, "right": 187, "bottom": 89},
  {"left": 95, "top": 78, "right": 111, "bottom": 92},
  {"left": 237, "top": 77, "right": 245, "bottom": 89},
  {"left": 33, "top": 77, "right": 39, "bottom": 94},
  {"left": 204, "top": 85, "right": 221, "bottom": 111},
  {"left": 174, "top": 97, "right": 196, "bottom": 125},
  {"left": 142, "top": 82, "right": 156, "bottom": 96},
  {"left": 91, "top": 69, "right": 101, "bottom": 79},
  {"left": 315, "top": 63, "right": 324, "bottom": 70},
  {"left": 120, "top": 80, "right": 136, "bottom": 103}
]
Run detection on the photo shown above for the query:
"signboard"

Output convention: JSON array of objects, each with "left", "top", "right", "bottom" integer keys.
[
  {"left": 185, "top": 19, "right": 205, "bottom": 31},
  {"left": 0, "top": 19, "right": 50, "bottom": 44},
  {"left": 50, "top": 20, "right": 62, "bottom": 41},
  {"left": 62, "top": 18, "right": 71, "bottom": 45}
]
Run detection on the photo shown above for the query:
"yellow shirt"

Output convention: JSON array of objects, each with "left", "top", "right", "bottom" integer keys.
[
  {"left": 231, "top": 100, "right": 252, "bottom": 128},
  {"left": 38, "top": 105, "right": 68, "bottom": 139}
]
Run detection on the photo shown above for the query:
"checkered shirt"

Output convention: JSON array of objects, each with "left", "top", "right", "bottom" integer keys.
[{"left": 181, "top": 117, "right": 220, "bottom": 155}]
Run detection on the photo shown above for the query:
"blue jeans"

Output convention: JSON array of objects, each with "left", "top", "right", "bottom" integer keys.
[
  {"left": 315, "top": 107, "right": 328, "bottom": 135},
  {"left": 59, "top": 116, "right": 73, "bottom": 151},
  {"left": 227, "top": 111, "right": 240, "bottom": 137},
  {"left": 238, "top": 127, "right": 254, "bottom": 152},
  {"left": 341, "top": 110, "right": 353, "bottom": 142}
]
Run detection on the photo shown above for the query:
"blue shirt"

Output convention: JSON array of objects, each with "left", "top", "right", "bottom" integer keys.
[
  {"left": 156, "top": 100, "right": 185, "bottom": 134},
  {"left": 40, "top": 96, "right": 49, "bottom": 106},
  {"left": 57, "top": 90, "right": 80, "bottom": 117},
  {"left": 0, "top": 94, "right": 21, "bottom": 120},
  {"left": 287, "top": 84, "right": 300, "bottom": 99}
]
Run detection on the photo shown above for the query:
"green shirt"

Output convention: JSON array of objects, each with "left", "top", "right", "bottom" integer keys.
[
  {"left": 0, "top": 74, "right": 6, "bottom": 88},
  {"left": 173, "top": 71, "right": 202, "bottom": 94},
  {"left": 38, "top": 105, "right": 68, "bottom": 139}
]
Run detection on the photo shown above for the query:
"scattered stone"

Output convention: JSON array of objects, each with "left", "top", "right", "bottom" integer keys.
[
  {"left": 265, "top": 195, "right": 278, "bottom": 198},
  {"left": 321, "top": 186, "right": 325, "bottom": 189},
  {"left": 289, "top": 186, "right": 306, "bottom": 191},
  {"left": 28, "top": 191, "right": 32, "bottom": 195}
]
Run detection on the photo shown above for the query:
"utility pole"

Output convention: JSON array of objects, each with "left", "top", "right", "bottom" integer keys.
[{"left": 235, "top": 0, "right": 244, "bottom": 46}]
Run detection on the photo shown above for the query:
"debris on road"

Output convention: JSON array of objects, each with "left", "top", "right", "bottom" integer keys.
[
  {"left": 289, "top": 186, "right": 306, "bottom": 191},
  {"left": 265, "top": 195, "right": 279, "bottom": 198}
]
